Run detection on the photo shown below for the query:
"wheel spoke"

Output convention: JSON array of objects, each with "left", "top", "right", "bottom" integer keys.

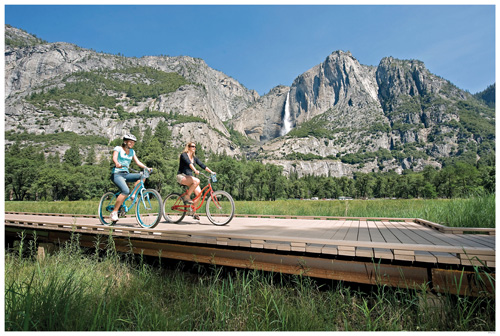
[
  {"left": 163, "top": 193, "right": 186, "bottom": 223},
  {"left": 136, "top": 189, "right": 162, "bottom": 228},
  {"left": 206, "top": 191, "right": 235, "bottom": 226},
  {"left": 98, "top": 192, "right": 117, "bottom": 226}
]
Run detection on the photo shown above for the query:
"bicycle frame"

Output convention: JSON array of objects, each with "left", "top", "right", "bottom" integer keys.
[
  {"left": 109, "top": 169, "right": 151, "bottom": 215},
  {"left": 172, "top": 174, "right": 220, "bottom": 213},
  {"left": 116, "top": 180, "right": 145, "bottom": 213}
]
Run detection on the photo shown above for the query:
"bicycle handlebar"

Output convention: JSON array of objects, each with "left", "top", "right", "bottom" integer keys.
[
  {"left": 199, "top": 171, "right": 217, "bottom": 182},
  {"left": 130, "top": 168, "right": 153, "bottom": 179}
]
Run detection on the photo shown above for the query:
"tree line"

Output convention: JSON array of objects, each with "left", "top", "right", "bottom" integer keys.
[{"left": 5, "top": 122, "right": 495, "bottom": 202}]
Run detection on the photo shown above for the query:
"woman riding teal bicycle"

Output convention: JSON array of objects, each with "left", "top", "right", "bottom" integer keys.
[{"left": 110, "top": 133, "right": 151, "bottom": 222}]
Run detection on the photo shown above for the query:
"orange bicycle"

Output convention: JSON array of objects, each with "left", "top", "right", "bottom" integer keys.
[{"left": 163, "top": 172, "right": 235, "bottom": 225}]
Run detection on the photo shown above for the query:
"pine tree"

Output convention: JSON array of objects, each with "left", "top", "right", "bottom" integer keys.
[{"left": 64, "top": 144, "right": 82, "bottom": 167}]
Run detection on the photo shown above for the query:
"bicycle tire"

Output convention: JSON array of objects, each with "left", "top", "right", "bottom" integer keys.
[
  {"left": 163, "top": 192, "right": 186, "bottom": 223},
  {"left": 98, "top": 191, "right": 118, "bottom": 226},
  {"left": 136, "top": 189, "right": 163, "bottom": 228},
  {"left": 206, "top": 190, "right": 235, "bottom": 226}
]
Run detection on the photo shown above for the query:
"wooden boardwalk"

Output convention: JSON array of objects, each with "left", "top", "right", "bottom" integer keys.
[{"left": 5, "top": 212, "right": 495, "bottom": 268}]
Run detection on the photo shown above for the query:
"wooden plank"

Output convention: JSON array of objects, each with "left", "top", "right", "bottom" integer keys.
[
  {"left": 398, "top": 221, "right": 461, "bottom": 248},
  {"left": 328, "top": 220, "right": 351, "bottom": 240},
  {"left": 414, "top": 251, "right": 437, "bottom": 263},
  {"left": 384, "top": 221, "right": 420, "bottom": 245},
  {"left": 355, "top": 247, "right": 375, "bottom": 258},
  {"left": 321, "top": 245, "right": 338, "bottom": 255},
  {"left": 367, "top": 221, "right": 392, "bottom": 259},
  {"left": 398, "top": 221, "right": 446, "bottom": 246},
  {"left": 344, "top": 220, "right": 360, "bottom": 242},
  {"left": 392, "top": 223, "right": 485, "bottom": 265},
  {"left": 357, "top": 221, "right": 371, "bottom": 242},
  {"left": 455, "top": 234, "right": 495, "bottom": 249},
  {"left": 337, "top": 249, "right": 356, "bottom": 257},
  {"left": 431, "top": 252, "right": 461, "bottom": 265},
  {"left": 461, "top": 258, "right": 488, "bottom": 267},
  {"left": 394, "top": 254, "right": 415, "bottom": 262},
  {"left": 305, "top": 243, "right": 324, "bottom": 254},
  {"left": 443, "top": 232, "right": 495, "bottom": 250},
  {"left": 356, "top": 221, "right": 374, "bottom": 258},
  {"left": 374, "top": 249, "right": 394, "bottom": 259},
  {"left": 467, "top": 235, "right": 495, "bottom": 248},
  {"left": 375, "top": 221, "right": 402, "bottom": 244}
]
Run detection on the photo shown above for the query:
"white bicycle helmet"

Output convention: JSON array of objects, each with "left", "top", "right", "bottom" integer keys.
[{"left": 123, "top": 133, "right": 137, "bottom": 142}]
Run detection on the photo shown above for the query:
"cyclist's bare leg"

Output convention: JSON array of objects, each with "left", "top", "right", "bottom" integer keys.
[
  {"left": 181, "top": 176, "right": 200, "bottom": 202},
  {"left": 192, "top": 185, "right": 202, "bottom": 211},
  {"left": 113, "top": 194, "right": 127, "bottom": 216}
]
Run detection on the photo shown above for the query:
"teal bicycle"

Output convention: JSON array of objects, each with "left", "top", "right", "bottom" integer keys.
[{"left": 98, "top": 168, "right": 163, "bottom": 228}]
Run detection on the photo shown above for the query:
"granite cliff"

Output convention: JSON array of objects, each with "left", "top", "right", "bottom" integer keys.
[{"left": 5, "top": 25, "right": 495, "bottom": 177}]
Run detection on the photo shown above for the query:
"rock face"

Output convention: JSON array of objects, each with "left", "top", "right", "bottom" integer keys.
[
  {"left": 290, "top": 51, "right": 382, "bottom": 125},
  {"left": 5, "top": 25, "right": 495, "bottom": 178},
  {"left": 233, "top": 51, "right": 493, "bottom": 177},
  {"left": 5, "top": 25, "right": 258, "bottom": 149},
  {"left": 230, "top": 85, "right": 289, "bottom": 141}
]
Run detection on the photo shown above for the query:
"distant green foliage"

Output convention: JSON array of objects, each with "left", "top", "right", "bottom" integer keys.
[
  {"left": 5, "top": 130, "right": 494, "bottom": 202},
  {"left": 115, "top": 66, "right": 189, "bottom": 100},
  {"left": 388, "top": 95, "right": 422, "bottom": 116},
  {"left": 287, "top": 114, "right": 347, "bottom": 139},
  {"left": 226, "top": 126, "right": 258, "bottom": 149},
  {"left": 284, "top": 152, "right": 336, "bottom": 161},
  {"left": 5, "top": 25, "right": 47, "bottom": 47},
  {"left": 391, "top": 122, "right": 417, "bottom": 133},
  {"left": 455, "top": 100, "right": 495, "bottom": 141},
  {"left": 170, "top": 113, "right": 207, "bottom": 125},
  {"left": 474, "top": 84, "right": 495, "bottom": 108},
  {"left": 368, "top": 123, "right": 391, "bottom": 133},
  {"left": 5, "top": 131, "right": 109, "bottom": 147},
  {"left": 26, "top": 66, "right": 189, "bottom": 117}
]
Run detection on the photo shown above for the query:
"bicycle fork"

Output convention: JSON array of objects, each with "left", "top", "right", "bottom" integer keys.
[{"left": 210, "top": 193, "right": 223, "bottom": 210}]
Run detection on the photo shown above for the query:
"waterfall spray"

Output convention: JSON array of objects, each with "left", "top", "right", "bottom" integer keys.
[{"left": 280, "top": 91, "right": 292, "bottom": 136}]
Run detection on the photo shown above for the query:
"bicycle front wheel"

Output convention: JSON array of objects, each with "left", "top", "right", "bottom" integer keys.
[
  {"left": 136, "top": 189, "right": 162, "bottom": 228},
  {"left": 163, "top": 193, "right": 186, "bottom": 224},
  {"left": 206, "top": 190, "right": 235, "bottom": 226},
  {"left": 98, "top": 192, "right": 118, "bottom": 226}
]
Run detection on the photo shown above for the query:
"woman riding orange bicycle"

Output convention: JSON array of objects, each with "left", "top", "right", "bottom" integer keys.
[
  {"left": 164, "top": 170, "right": 235, "bottom": 226},
  {"left": 176, "top": 142, "right": 215, "bottom": 220}
]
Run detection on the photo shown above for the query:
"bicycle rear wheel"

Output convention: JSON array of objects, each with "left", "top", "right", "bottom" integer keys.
[
  {"left": 206, "top": 190, "right": 235, "bottom": 226},
  {"left": 163, "top": 193, "right": 186, "bottom": 223},
  {"left": 98, "top": 191, "right": 118, "bottom": 226},
  {"left": 136, "top": 189, "right": 162, "bottom": 228}
]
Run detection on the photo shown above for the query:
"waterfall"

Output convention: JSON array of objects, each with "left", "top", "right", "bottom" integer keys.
[{"left": 280, "top": 91, "right": 292, "bottom": 136}]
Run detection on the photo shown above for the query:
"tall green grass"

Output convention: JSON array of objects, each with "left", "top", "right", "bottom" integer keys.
[
  {"left": 236, "top": 194, "right": 496, "bottom": 228},
  {"left": 6, "top": 194, "right": 494, "bottom": 228},
  {"left": 5, "top": 233, "right": 495, "bottom": 331}
]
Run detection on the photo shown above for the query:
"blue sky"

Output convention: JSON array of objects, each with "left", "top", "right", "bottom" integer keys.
[{"left": 4, "top": 3, "right": 496, "bottom": 95}]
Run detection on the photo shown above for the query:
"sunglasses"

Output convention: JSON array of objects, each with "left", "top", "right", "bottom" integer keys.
[{"left": 189, "top": 145, "right": 196, "bottom": 148}]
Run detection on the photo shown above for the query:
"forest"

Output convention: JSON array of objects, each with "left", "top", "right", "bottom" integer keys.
[{"left": 5, "top": 120, "right": 495, "bottom": 202}]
